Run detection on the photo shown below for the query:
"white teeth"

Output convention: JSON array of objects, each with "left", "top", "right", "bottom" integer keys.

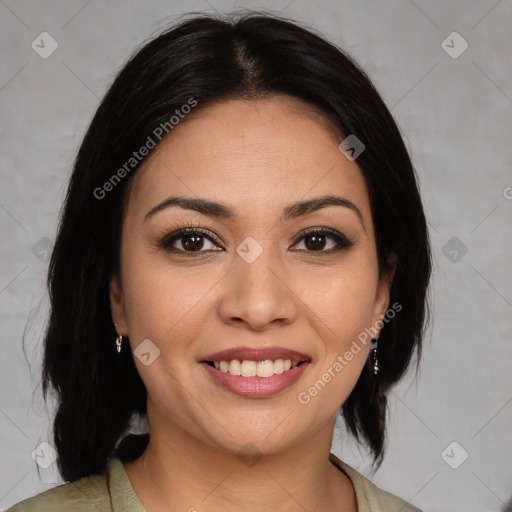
[
  {"left": 212, "top": 358, "right": 305, "bottom": 377},
  {"left": 241, "top": 360, "right": 257, "bottom": 377},
  {"left": 228, "top": 359, "right": 241, "bottom": 376},
  {"left": 256, "top": 360, "right": 274, "bottom": 378}
]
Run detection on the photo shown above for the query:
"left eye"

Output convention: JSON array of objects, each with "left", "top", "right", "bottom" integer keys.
[
  {"left": 292, "top": 229, "right": 354, "bottom": 252},
  {"left": 294, "top": 232, "right": 339, "bottom": 251}
]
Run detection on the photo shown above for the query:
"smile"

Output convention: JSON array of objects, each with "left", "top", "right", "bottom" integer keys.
[{"left": 199, "top": 346, "right": 311, "bottom": 397}]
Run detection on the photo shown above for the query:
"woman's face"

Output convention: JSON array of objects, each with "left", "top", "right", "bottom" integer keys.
[{"left": 110, "top": 96, "right": 393, "bottom": 455}]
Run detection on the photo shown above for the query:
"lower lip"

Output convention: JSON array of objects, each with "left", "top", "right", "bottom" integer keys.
[{"left": 200, "top": 361, "right": 310, "bottom": 398}]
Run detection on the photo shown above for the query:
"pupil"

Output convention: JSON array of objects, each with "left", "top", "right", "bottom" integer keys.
[
  {"left": 305, "top": 234, "right": 325, "bottom": 251},
  {"left": 183, "top": 234, "right": 203, "bottom": 251}
]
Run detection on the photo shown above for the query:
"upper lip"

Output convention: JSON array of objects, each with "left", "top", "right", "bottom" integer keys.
[{"left": 201, "top": 346, "right": 311, "bottom": 363}]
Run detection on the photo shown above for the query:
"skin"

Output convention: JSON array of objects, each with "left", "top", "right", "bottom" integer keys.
[{"left": 109, "top": 96, "right": 394, "bottom": 512}]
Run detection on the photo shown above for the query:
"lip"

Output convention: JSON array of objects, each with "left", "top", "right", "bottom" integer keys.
[
  {"left": 200, "top": 360, "right": 311, "bottom": 398},
  {"left": 199, "top": 346, "right": 312, "bottom": 398},
  {"left": 201, "top": 346, "right": 311, "bottom": 364}
]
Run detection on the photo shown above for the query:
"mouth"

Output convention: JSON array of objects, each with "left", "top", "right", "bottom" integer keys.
[{"left": 199, "top": 346, "right": 312, "bottom": 397}]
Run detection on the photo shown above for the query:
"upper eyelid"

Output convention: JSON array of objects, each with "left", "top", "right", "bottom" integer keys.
[{"left": 159, "top": 226, "right": 221, "bottom": 245}]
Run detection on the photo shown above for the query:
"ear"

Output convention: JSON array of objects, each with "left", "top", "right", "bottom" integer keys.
[
  {"left": 371, "top": 252, "right": 397, "bottom": 331},
  {"left": 109, "top": 274, "right": 128, "bottom": 335}
]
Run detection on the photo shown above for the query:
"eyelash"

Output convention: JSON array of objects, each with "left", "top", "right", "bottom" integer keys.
[{"left": 156, "top": 221, "right": 354, "bottom": 257}]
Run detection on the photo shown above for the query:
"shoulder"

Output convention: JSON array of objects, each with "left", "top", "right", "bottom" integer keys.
[
  {"left": 329, "top": 453, "right": 424, "bottom": 512},
  {"left": 6, "top": 463, "right": 111, "bottom": 512}
]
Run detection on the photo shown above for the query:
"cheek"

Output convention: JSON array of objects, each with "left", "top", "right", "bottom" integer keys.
[
  {"left": 296, "top": 266, "right": 376, "bottom": 410},
  {"left": 298, "top": 258, "right": 379, "bottom": 342},
  {"left": 119, "top": 253, "right": 215, "bottom": 405},
  {"left": 120, "top": 246, "right": 219, "bottom": 353}
]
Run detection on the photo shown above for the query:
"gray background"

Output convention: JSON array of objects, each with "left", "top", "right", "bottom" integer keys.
[{"left": 1, "top": 1, "right": 511, "bottom": 511}]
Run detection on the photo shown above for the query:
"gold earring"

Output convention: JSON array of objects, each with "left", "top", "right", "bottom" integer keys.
[
  {"left": 371, "top": 338, "right": 380, "bottom": 375},
  {"left": 116, "top": 334, "right": 123, "bottom": 353},
  {"left": 114, "top": 323, "right": 123, "bottom": 354}
]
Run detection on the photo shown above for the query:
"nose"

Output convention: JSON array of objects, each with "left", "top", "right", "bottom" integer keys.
[{"left": 217, "top": 241, "right": 298, "bottom": 331}]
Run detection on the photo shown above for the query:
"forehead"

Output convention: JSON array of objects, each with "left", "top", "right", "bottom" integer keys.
[{"left": 126, "top": 96, "right": 371, "bottom": 221}]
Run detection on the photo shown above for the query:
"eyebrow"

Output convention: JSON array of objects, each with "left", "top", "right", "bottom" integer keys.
[{"left": 144, "top": 194, "right": 365, "bottom": 228}]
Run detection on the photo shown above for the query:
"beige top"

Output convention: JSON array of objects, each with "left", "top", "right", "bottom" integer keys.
[{"left": 7, "top": 453, "right": 423, "bottom": 511}]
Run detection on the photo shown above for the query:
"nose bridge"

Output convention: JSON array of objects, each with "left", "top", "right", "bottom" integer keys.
[{"left": 218, "top": 235, "right": 296, "bottom": 328}]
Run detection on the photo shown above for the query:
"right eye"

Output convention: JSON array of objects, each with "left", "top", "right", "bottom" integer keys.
[{"left": 158, "top": 227, "right": 223, "bottom": 256}]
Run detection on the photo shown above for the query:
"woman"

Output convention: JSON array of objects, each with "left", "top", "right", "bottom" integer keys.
[{"left": 8, "top": 10, "right": 431, "bottom": 512}]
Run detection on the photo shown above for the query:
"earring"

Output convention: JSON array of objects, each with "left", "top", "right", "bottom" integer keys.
[
  {"left": 114, "top": 323, "right": 123, "bottom": 354},
  {"left": 371, "top": 338, "right": 380, "bottom": 375},
  {"left": 116, "top": 334, "right": 123, "bottom": 353}
]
